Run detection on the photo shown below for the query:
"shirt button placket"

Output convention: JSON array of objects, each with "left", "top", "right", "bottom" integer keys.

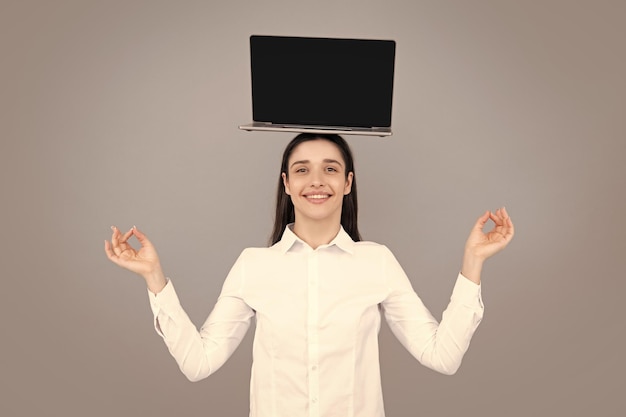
[{"left": 307, "top": 250, "right": 320, "bottom": 417}]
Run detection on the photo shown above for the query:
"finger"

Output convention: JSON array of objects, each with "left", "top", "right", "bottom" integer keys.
[
  {"left": 104, "top": 240, "right": 119, "bottom": 263},
  {"left": 502, "top": 207, "right": 512, "bottom": 224},
  {"left": 498, "top": 207, "right": 512, "bottom": 228},
  {"left": 505, "top": 215, "right": 515, "bottom": 240},
  {"left": 473, "top": 210, "right": 490, "bottom": 231},
  {"left": 490, "top": 209, "right": 505, "bottom": 226},
  {"left": 499, "top": 207, "right": 511, "bottom": 228},
  {"left": 110, "top": 226, "right": 124, "bottom": 256},
  {"left": 494, "top": 210, "right": 514, "bottom": 243},
  {"left": 132, "top": 226, "right": 153, "bottom": 248},
  {"left": 132, "top": 225, "right": 144, "bottom": 239},
  {"left": 120, "top": 227, "right": 134, "bottom": 244},
  {"left": 105, "top": 239, "right": 136, "bottom": 270},
  {"left": 104, "top": 239, "right": 112, "bottom": 257}
]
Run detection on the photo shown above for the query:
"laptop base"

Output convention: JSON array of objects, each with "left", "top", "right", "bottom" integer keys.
[{"left": 239, "top": 123, "right": 392, "bottom": 137}]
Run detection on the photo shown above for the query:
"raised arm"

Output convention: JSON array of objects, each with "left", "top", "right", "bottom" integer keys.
[
  {"left": 149, "top": 280, "right": 254, "bottom": 382},
  {"left": 382, "top": 207, "right": 514, "bottom": 375},
  {"left": 104, "top": 226, "right": 253, "bottom": 381},
  {"left": 382, "top": 251, "right": 483, "bottom": 375}
]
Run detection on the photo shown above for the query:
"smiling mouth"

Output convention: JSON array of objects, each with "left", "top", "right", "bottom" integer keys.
[{"left": 305, "top": 194, "right": 331, "bottom": 200}]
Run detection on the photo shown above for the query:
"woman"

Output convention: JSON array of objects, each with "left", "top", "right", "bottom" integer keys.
[{"left": 105, "top": 133, "right": 514, "bottom": 417}]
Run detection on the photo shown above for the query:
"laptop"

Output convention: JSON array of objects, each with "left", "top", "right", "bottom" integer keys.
[{"left": 239, "top": 35, "right": 396, "bottom": 137}]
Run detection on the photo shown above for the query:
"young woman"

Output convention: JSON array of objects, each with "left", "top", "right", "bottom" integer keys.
[{"left": 105, "top": 133, "right": 514, "bottom": 417}]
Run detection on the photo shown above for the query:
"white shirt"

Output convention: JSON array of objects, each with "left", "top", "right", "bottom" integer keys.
[{"left": 148, "top": 225, "right": 484, "bottom": 417}]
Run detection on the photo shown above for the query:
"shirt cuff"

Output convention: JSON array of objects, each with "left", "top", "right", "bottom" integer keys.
[
  {"left": 148, "top": 278, "right": 180, "bottom": 316},
  {"left": 451, "top": 273, "right": 484, "bottom": 309}
]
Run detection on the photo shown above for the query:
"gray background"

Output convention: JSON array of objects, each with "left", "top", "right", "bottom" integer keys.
[{"left": 1, "top": 0, "right": 624, "bottom": 416}]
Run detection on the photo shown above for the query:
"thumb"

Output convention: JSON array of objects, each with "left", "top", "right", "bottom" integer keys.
[
  {"left": 131, "top": 226, "right": 151, "bottom": 246},
  {"left": 473, "top": 210, "right": 491, "bottom": 231}
]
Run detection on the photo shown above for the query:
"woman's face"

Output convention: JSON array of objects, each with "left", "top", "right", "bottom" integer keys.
[{"left": 282, "top": 139, "right": 353, "bottom": 225}]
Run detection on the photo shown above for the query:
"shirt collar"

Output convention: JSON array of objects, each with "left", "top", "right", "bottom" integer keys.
[{"left": 274, "top": 223, "right": 355, "bottom": 255}]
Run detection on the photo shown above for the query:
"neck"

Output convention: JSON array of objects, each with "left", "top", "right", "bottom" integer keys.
[{"left": 292, "top": 218, "right": 341, "bottom": 249}]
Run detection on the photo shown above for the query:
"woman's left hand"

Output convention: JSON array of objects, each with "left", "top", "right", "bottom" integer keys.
[{"left": 465, "top": 207, "right": 515, "bottom": 261}]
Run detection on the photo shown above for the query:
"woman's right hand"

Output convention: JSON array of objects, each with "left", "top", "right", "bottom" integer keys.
[{"left": 104, "top": 226, "right": 167, "bottom": 293}]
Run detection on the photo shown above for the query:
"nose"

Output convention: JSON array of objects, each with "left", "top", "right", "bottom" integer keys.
[{"left": 310, "top": 170, "right": 324, "bottom": 187}]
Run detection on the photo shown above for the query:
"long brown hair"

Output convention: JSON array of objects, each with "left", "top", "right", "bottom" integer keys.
[{"left": 269, "top": 133, "right": 362, "bottom": 245}]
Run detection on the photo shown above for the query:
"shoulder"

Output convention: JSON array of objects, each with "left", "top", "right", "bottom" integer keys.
[
  {"left": 235, "top": 246, "right": 282, "bottom": 263},
  {"left": 224, "top": 247, "right": 279, "bottom": 278},
  {"left": 353, "top": 240, "right": 396, "bottom": 259}
]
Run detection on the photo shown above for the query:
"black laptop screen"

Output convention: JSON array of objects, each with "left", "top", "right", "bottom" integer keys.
[{"left": 250, "top": 35, "right": 395, "bottom": 128}]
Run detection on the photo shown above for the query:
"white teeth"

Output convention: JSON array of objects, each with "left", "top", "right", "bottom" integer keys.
[{"left": 307, "top": 195, "right": 329, "bottom": 199}]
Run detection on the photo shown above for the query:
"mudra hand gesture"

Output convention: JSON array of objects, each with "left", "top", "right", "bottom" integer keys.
[
  {"left": 462, "top": 207, "right": 515, "bottom": 284},
  {"left": 104, "top": 226, "right": 167, "bottom": 292},
  {"left": 104, "top": 208, "right": 514, "bottom": 289}
]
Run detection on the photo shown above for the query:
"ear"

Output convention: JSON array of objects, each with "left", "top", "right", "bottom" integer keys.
[
  {"left": 344, "top": 172, "right": 354, "bottom": 195},
  {"left": 282, "top": 172, "right": 291, "bottom": 195}
]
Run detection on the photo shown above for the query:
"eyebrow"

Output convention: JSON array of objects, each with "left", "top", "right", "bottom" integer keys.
[{"left": 290, "top": 159, "right": 344, "bottom": 169}]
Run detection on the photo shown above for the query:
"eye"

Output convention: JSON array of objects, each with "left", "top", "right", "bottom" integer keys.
[
  {"left": 295, "top": 167, "right": 307, "bottom": 173},
  {"left": 325, "top": 166, "right": 338, "bottom": 173}
]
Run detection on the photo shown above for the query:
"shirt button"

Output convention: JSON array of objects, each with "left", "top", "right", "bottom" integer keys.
[
  {"left": 312, "top": 398, "right": 318, "bottom": 404},
  {"left": 311, "top": 365, "right": 317, "bottom": 371}
]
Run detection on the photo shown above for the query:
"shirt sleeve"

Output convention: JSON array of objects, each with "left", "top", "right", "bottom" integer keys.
[
  {"left": 380, "top": 247, "right": 484, "bottom": 375},
  {"left": 148, "top": 251, "right": 255, "bottom": 382}
]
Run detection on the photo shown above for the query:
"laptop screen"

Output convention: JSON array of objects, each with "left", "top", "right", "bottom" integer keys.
[{"left": 250, "top": 35, "right": 396, "bottom": 128}]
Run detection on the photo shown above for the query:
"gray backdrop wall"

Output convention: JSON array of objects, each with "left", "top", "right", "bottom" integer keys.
[{"left": 2, "top": 0, "right": 624, "bottom": 416}]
